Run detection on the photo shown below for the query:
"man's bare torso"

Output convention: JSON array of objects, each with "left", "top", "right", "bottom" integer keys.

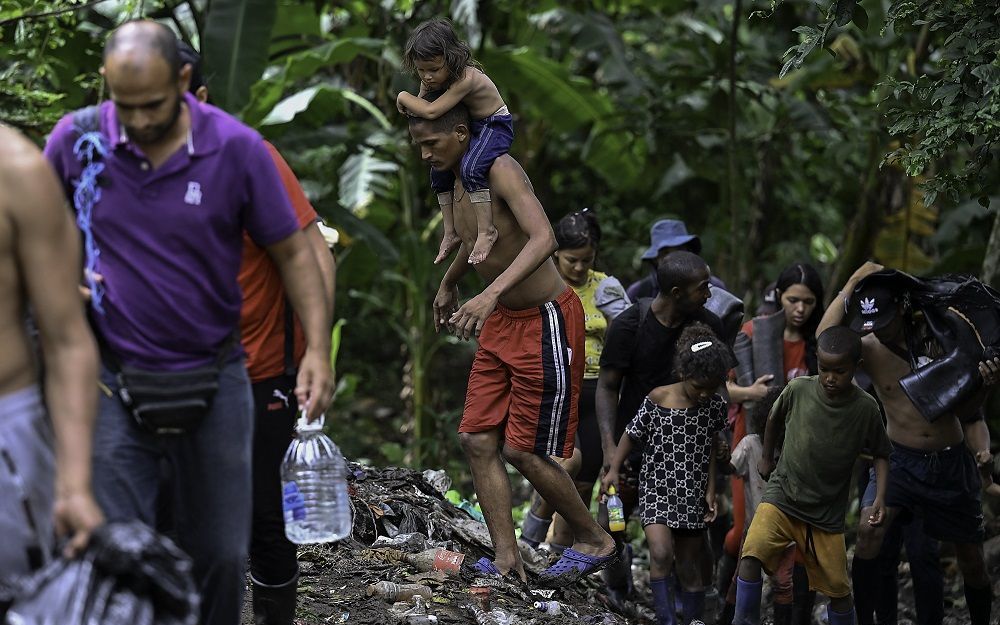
[
  {"left": 861, "top": 333, "right": 965, "bottom": 450},
  {"left": 451, "top": 156, "right": 564, "bottom": 309},
  {"left": 0, "top": 128, "right": 47, "bottom": 395}
]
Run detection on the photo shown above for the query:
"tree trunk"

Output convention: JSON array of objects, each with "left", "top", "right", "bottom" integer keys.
[
  {"left": 981, "top": 210, "right": 1000, "bottom": 288},
  {"left": 827, "top": 137, "right": 885, "bottom": 299}
]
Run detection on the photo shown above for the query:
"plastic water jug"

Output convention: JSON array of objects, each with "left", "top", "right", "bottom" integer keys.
[{"left": 281, "top": 412, "right": 352, "bottom": 543}]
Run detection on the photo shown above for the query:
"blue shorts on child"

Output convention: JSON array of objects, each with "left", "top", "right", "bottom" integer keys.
[{"left": 431, "top": 106, "right": 514, "bottom": 194}]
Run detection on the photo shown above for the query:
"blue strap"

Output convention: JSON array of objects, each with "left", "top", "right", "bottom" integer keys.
[{"left": 71, "top": 113, "right": 107, "bottom": 315}]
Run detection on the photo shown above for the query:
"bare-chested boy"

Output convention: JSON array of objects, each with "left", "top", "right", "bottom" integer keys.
[
  {"left": 409, "top": 99, "right": 615, "bottom": 586},
  {"left": 818, "top": 261, "right": 998, "bottom": 625},
  {"left": 0, "top": 126, "right": 103, "bottom": 609}
]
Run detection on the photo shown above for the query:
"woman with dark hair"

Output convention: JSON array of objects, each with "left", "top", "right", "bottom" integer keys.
[
  {"left": 719, "top": 262, "right": 825, "bottom": 625},
  {"left": 518, "top": 209, "right": 630, "bottom": 552}
]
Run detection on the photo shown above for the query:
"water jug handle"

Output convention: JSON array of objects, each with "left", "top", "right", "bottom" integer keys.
[{"left": 296, "top": 407, "right": 325, "bottom": 431}]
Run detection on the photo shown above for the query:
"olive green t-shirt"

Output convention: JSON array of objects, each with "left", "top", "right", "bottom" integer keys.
[{"left": 763, "top": 376, "right": 891, "bottom": 533}]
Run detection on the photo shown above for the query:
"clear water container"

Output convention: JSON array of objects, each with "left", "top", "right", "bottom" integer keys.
[{"left": 281, "top": 412, "right": 352, "bottom": 544}]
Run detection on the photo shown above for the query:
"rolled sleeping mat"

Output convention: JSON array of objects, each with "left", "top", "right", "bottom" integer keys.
[
  {"left": 751, "top": 310, "right": 786, "bottom": 387},
  {"left": 704, "top": 284, "right": 744, "bottom": 348}
]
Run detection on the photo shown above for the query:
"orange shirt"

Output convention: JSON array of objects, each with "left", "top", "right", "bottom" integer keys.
[{"left": 239, "top": 142, "right": 318, "bottom": 382}]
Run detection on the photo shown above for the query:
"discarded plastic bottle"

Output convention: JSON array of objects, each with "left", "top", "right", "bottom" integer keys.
[
  {"left": 606, "top": 486, "right": 626, "bottom": 532},
  {"left": 367, "top": 581, "right": 433, "bottom": 602},
  {"left": 467, "top": 604, "right": 500, "bottom": 625},
  {"left": 406, "top": 547, "right": 466, "bottom": 574},
  {"left": 281, "top": 412, "right": 352, "bottom": 544},
  {"left": 533, "top": 600, "right": 563, "bottom": 615}
]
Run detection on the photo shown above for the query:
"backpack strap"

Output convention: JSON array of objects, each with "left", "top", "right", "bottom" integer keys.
[
  {"left": 71, "top": 105, "right": 107, "bottom": 315},
  {"left": 637, "top": 297, "right": 654, "bottom": 327}
]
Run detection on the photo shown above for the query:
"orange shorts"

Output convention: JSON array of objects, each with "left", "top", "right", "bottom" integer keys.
[{"left": 460, "top": 287, "right": 584, "bottom": 458}]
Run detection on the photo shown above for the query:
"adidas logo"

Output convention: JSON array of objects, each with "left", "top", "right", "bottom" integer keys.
[{"left": 860, "top": 297, "right": 878, "bottom": 316}]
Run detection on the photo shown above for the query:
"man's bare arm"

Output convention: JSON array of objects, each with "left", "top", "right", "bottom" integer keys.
[
  {"left": 8, "top": 133, "right": 103, "bottom": 553},
  {"left": 434, "top": 241, "right": 473, "bottom": 333},
  {"left": 304, "top": 223, "right": 336, "bottom": 318},
  {"left": 596, "top": 367, "right": 624, "bottom": 472},
  {"left": 267, "top": 232, "right": 333, "bottom": 420},
  {"left": 481, "top": 157, "right": 557, "bottom": 297}
]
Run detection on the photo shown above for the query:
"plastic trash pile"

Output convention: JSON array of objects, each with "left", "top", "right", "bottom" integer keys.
[{"left": 288, "top": 464, "right": 630, "bottom": 624}]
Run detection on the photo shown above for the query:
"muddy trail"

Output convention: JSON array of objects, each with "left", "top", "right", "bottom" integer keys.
[{"left": 251, "top": 464, "right": 1000, "bottom": 625}]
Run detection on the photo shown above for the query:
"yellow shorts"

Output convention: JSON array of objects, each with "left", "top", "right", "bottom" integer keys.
[{"left": 741, "top": 502, "right": 850, "bottom": 598}]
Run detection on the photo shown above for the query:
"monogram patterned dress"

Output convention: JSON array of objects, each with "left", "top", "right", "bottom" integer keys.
[{"left": 625, "top": 394, "right": 727, "bottom": 528}]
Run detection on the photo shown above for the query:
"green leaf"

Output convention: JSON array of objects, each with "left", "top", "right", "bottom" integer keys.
[
  {"left": 202, "top": 0, "right": 278, "bottom": 114},
  {"left": 338, "top": 148, "right": 399, "bottom": 215},
  {"left": 810, "top": 233, "right": 839, "bottom": 263},
  {"left": 972, "top": 64, "right": 1000, "bottom": 87},
  {"left": 931, "top": 83, "right": 961, "bottom": 105},
  {"left": 834, "top": 0, "right": 857, "bottom": 27},
  {"left": 852, "top": 5, "right": 869, "bottom": 31},
  {"left": 243, "top": 37, "right": 385, "bottom": 126},
  {"left": 260, "top": 84, "right": 391, "bottom": 130}
]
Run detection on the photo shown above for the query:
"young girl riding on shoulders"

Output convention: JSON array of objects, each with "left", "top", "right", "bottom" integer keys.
[{"left": 398, "top": 18, "right": 512, "bottom": 265}]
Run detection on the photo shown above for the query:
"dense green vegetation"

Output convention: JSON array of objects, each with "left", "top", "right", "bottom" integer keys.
[{"left": 3, "top": 0, "right": 998, "bottom": 480}]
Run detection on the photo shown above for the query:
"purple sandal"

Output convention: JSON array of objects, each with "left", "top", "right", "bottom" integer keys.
[
  {"left": 538, "top": 547, "right": 619, "bottom": 588},
  {"left": 473, "top": 557, "right": 503, "bottom": 576}
]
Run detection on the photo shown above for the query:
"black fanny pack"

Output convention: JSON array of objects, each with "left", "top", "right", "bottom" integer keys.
[{"left": 111, "top": 335, "right": 238, "bottom": 436}]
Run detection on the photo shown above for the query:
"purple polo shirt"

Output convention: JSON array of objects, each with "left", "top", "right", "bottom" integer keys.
[{"left": 45, "top": 92, "right": 300, "bottom": 370}]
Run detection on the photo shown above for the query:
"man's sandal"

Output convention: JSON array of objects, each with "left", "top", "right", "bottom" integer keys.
[{"left": 538, "top": 547, "right": 619, "bottom": 588}]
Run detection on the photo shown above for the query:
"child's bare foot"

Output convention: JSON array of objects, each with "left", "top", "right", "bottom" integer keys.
[
  {"left": 467, "top": 226, "right": 498, "bottom": 264},
  {"left": 435, "top": 231, "right": 462, "bottom": 264}
]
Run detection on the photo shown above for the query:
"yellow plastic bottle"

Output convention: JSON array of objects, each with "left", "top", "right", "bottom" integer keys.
[{"left": 607, "top": 486, "right": 626, "bottom": 532}]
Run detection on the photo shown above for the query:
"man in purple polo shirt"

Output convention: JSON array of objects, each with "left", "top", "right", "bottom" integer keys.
[{"left": 44, "top": 21, "right": 332, "bottom": 625}]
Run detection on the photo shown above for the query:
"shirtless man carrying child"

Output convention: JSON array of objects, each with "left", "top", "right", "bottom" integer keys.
[{"left": 410, "top": 98, "right": 615, "bottom": 586}]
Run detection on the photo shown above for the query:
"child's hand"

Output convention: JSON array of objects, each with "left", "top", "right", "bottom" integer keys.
[
  {"left": 868, "top": 499, "right": 886, "bottom": 526},
  {"left": 703, "top": 492, "right": 717, "bottom": 523}
]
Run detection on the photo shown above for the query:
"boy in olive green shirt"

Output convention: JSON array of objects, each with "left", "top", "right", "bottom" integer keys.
[{"left": 734, "top": 326, "right": 891, "bottom": 625}]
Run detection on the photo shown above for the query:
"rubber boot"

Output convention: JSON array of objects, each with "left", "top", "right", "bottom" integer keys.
[
  {"left": 792, "top": 563, "right": 816, "bottom": 625},
  {"left": 680, "top": 589, "right": 706, "bottom": 624},
  {"left": 827, "top": 605, "right": 856, "bottom": 625},
  {"left": 519, "top": 510, "right": 552, "bottom": 549},
  {"left": 650, "top": 575, "right": 678, "bottom": 625},
  {"left": 772, "top": 604, "right": 793, "bottom": 625},
  {"left": 965, "top": 583, "right": 992, "bottom": 625},
  {"left": 602, "top": 543, "right": 633, "bottom": 607},
  {"left": 718, "top": 602, "right": 735, "bottom": 625},
  {"left": 732, "top": 577, "right": 762, "bottom": 625},
  {"left": 251, "top": 572, "right": 298, "bottom": 625}
]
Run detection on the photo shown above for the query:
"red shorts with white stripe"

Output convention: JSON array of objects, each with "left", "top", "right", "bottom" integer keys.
[{"left": 459, "top": 287, "right": 584, "bottom": 458}]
